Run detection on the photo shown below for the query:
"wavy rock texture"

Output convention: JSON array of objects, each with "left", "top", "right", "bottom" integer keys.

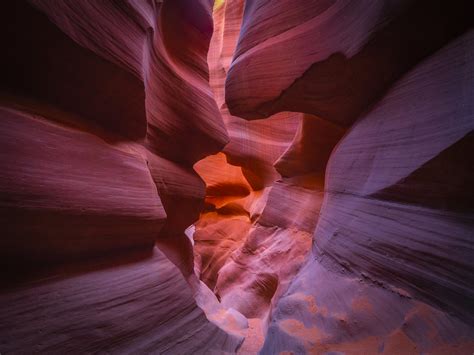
[
  {"left": 28, "top": 0, "right": 229, "bottom": 165},
  {"left": 1, "top": 0, "right": 473, "bottom": 353},
  {"left": 0, "top": 248, "right": 241, "bottom": 354},
  {"left": 0, "top": 0, "right": 228, "bottom": 271},
  {"left": 193, "top": 0, "right": 342, "bottom": 344},
  {"left": 194, "top": 0, "right": 311, "bottom": 324},
  {"left": 216, "top": 0, "right": 472, "bottom": 353},
  {"left": 262, "top": 258, "right": 474, "bottom": 354},
  {"left": 0, "top": 107, "right": 165, "bottom": 266},
  {"left": 315, "top": 29, "right": 474, "bottom": 321},
  {"left": 0, "top": 0, "right": 242, "bottom": 353},
  {"left": 260, "top": 23, "right": 474, "bottom": 355},
  {"left": 226, "top": 0, "right": 472, "bottom": 125}
]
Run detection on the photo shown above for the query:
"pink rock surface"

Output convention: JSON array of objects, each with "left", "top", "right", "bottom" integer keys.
[
  {"left": 224, "top": 112, "right": 302, "bottom": 189},
  {"left": 262, "top": 258, "right": 474, "bottom": 354},
  {"left": 0, "top": 0, "right": 242, "bottom": 352},
  {"left": 1, "top": 0, "right": 473, "bottom": 353},
  {"left": 314, "top": 30, "right": 474, "bottom": 321},
  {"left": 0, "top": 1, "right": 147, "bottom": 140},
  {"left": 0, "top": 107, "right": 165, "bottom": 267},
  {"left": 28, "top": 0, "right": 228, "bottom": 165},
  {"left": 263, "top": 28, "right": 474, "bottom": 354},
  {"left": 275, "top": 115, "right": 345, "bottom": 178},
  {"left": 144, "top": 0, "right": 229, "bottom": 165},
  {"left": 193, "top": 161, "right": 319, "bottom": 320},
  {"left": 0, "top": 0, "right": 227, "bottom": 264},
  {"left": 147, "top": 151, "right": 206, "bottom": 276},
  {"left": 0, "top": 248, "right": 241, "bottom": 353},
  {"left": 193, "top": 0, "right": 320, "bottom": 326},
  {"left": 208, "top": 0, "right": 302, "bottom": 189},
  {"left": 226, "top": 0, "right": 472, "bottom": 125}
]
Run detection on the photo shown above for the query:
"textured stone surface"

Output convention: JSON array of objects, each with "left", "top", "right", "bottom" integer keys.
[
  {"left": 0, "top": 1, "right": 147, "bottom": 140},
  {"left": 1, "top": 0, "right": 473, "bottom": 353},
  {"left": 0, "top": 0, "right": 226, "bottom": 268},
  {"left": 262, "top": 258, "right": 474, "bottom": 354},
  {"left": 0, "top": 0, "right": 241, "bottom": 352},
  {"left": 27, "top": 0, "right": 228, "bottom": 165},
  {"left": 0, "top": 248, "right": 241, "bottom": 354},
  {"left": 226, "top": 0, "right": 472, "bottom": 125},
  {"left": 194, "top": 0, "right": 323, "bottom": 331},
  {"left": 314, "top": 30, "right": 474, "bottom": 323},
  {"left": 144, "top": 0, "right": 229, "bottom": 165},
  {"left": 0, "top": 107, "right": 165, "bottom": 266},
  {"left": 262, "top": 27, "right": 474, "bottom": 355}
]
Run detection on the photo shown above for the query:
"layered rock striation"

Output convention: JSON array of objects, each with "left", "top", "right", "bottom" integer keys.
[
  {"left": 0, "top": 0, "right": 473, "bottom": 354},
  {"left": 221, "top": 0, "right": 473, "bottom": 353},
  {"left": 0, "top": 0, "right": 241, "bottom": 353}
]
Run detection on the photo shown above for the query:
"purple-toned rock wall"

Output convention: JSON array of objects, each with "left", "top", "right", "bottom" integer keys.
[{"left": 0, "top": 0, "right": 472, "bottom": 353}]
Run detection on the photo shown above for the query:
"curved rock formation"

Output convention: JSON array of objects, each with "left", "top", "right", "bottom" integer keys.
[
  {"left": 194, "top": 0, "right": 321, "bottom": 326},
  {"left": 256, "top": 17, "right": 474, "bottom": 355},
  {"left": 314, "top": 29, "right": 474, "bottom": 321},
  {"left": 0, "top": 107, "right": 165, "bottom": 266},
  {"left": 226, "top": 0, "right": 472, "bottom": 125},
  {"left": 0, "top": 0, "right": 227, "bottom": 269},
  {"left": 0, "top": 248, "right": 241, "bottom": 354},
  {"left": 220, "top": 0, "right": 472, "bottom": 353},
  {"left": 0, "top": 0, "right": 241, "bottom": 353},
  {"left": 1, "top": 0, "right": 473, "bottom": 353}
]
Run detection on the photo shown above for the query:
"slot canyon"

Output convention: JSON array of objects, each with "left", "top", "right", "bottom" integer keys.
[{"left": 0, "top": 0, "right": 473, "bottom": 353}]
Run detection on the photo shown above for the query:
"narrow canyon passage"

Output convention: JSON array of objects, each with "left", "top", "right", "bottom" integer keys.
[{"left": 0, "top": 0, "right": 473, "bottom": 354}]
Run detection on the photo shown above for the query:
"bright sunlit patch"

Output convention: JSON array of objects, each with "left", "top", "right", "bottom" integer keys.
[{"left": 214, "top": 0, "right": 225, "bottom": 11}]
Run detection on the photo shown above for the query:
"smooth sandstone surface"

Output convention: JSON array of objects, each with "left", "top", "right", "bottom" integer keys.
[
  {"left": 1, "top": 0, "right": 473, "bottom": 353},
  {"left": 314, "top": 29, "right": 474, "bottom": 323},
  {"left": 0, "top": 107, "right": 165, "bottom": 266},
  {"left": 261, "top": 27, "right": 474, "bottom": 355},
  {"left": 0, "top": 0, "right": 242, "bottom": 352},
  {"left": 0, "top": 0, "right": 226, "bottom": 265},
  {"left": 194, "top": 0, "right": 324, "bottom": 327},
  {"left": 0, "top": 248, "right": 241, "bottom": 354},
  {"left": 226, "top": 0, "right": 472, "bottom": 125}
]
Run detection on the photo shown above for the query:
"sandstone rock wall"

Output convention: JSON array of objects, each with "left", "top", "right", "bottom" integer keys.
[
  {"left": 221, "top": 0, "right": 473, "bottom": 353},
  {"left": 0, "top": 0, "right": 242, "bottom": 353},
  {"left": 261, "top": 29, "right": 474, "bottom": 354},
  {"left": 0, "top": 0, "right": 472, "bottom": 353}
]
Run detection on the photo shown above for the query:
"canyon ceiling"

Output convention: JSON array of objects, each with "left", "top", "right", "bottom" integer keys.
[{"left": 0, "top": 0, "right": 473, "bottom": 354}]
